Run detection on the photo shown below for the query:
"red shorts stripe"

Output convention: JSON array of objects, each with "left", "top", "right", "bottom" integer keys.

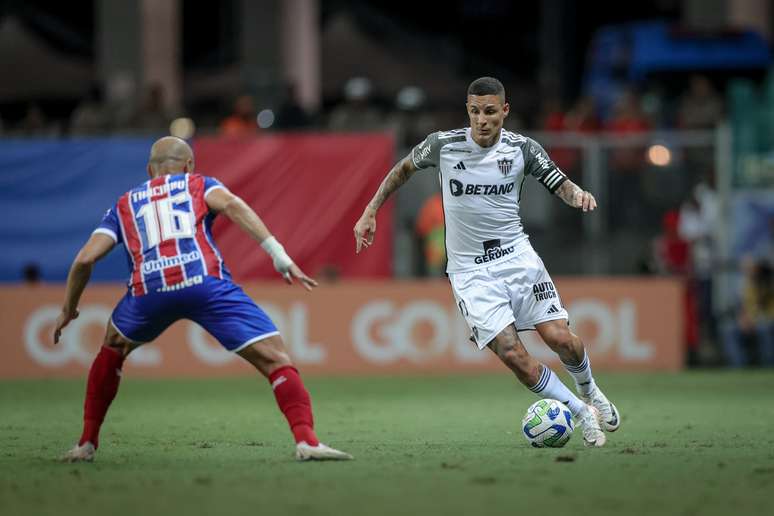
[
  {"left": 189, "top": 174, "right": 222, "bottom": 278},
  {"left": 117, "top": 193, "right": 146, "bottom": 296}
]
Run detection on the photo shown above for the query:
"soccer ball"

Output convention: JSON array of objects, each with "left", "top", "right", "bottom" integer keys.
[{"left": 522, "top": 399, "right": 574, "bottom": 448}]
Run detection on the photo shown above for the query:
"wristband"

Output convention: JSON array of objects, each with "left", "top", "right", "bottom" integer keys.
[
  {"left": 261, "top": 236, "right": 294, "bottom": 273},
  {"left": 537, "top": 167, "right": 567, "bottom": 193}
]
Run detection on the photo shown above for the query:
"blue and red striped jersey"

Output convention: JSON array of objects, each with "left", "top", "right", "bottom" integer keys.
[{"left": 94, "top": 173, "right": 232, "bottom": 295}]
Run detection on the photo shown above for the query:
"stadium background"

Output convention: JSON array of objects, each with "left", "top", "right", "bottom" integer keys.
[{"left": 1, "top": 1, "right": 773, "bottom": 516}]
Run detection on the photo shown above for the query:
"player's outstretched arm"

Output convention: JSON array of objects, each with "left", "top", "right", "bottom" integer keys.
[
  {"left": 205, "top": 187, "right": 318, "bottom": 290},
  {"left": 555, "top": 180, "right": 597, "bottom": 212},
  {"left": 54, "top": 234, "right": 116, "bottom": 344},
  {"left": 354, "top": 154, "right": 417, "bottom": 253},
  {"left": 525, "top": 137, "right": 596, "bottom": 213}
]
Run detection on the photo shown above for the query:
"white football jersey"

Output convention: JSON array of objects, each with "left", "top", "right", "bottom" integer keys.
[{"left": 411, "top": 128, "right": 567, "bottom": 273}]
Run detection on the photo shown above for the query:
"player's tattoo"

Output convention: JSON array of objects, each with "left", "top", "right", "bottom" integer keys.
[
  {"left": 554, "top": 180, "right": 584, "bottom": 207},
  {"left": 367, "top": 156, "right": 416, "bottom": 211}
]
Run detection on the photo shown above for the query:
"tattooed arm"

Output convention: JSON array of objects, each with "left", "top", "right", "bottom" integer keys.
[
  {"left": 354, "top": 155, "right": 417, "bottom": 253},
  {"left": 368, "top": 155, "right": 417, "bottom": 212},
  {"left": 354, "top": 131, "right": 441, "bottom": 253},
  {"left": 555, "top": 179, "right": 597, "bottom": 212}
]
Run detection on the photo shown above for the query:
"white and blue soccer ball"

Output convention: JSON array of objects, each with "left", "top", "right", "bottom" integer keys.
[{"left": 522, "top": 399, "right": 574, "bottom": 448}]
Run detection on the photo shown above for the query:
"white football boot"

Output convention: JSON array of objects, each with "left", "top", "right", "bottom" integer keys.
[
  {"left": 584, "top": 386, "right": 621, "bottom": 432},
  {"left": 576, "top": 405, "right": 606, "bottom": 447},
  {"left": 295, "top": 442, "right": 353, "bottom": 461},
  {"left": 61, "top": 442, "right": 96, "bottom": 463}
]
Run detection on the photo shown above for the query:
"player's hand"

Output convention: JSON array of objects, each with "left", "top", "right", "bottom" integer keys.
[
  {"left": 354, "top": 208, "right": 377, "bottom": 253},
  {"left": 282, "top": 264, "right": 318, "bottom": 291},
  {"left": 53, "top": 308, "right": 79, "bottom": 344},
  {"left": 572, "top": 190, "right": 597, "bottom": 212}
]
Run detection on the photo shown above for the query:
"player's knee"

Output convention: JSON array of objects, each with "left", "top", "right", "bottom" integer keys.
[
  {"left": 103, "top": 333, "right": 135, "bottom": 358},
  {"left": 240, "top": 337, "right": 293, "bottom": 373},
  {"left": 261, "top": 347, "right": 292, "bottom": 369},
  {"left": 544, "top": 327, "right": 577, "bottom": 355}
]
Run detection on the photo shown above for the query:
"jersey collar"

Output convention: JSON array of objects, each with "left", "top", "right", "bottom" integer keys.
[{"left": 466, "top": 127, "right": 502, "bottom": 152}]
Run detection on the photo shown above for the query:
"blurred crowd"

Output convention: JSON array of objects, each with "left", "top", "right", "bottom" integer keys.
[
  {"left": 0, "top": 74, "right": 726, "bottom": 142},
  {"left": 646, "top": 180, "right": 774, "bottom": 368},
  {"left": 0, "top": 78, "right": 444, "bottom": 147}
]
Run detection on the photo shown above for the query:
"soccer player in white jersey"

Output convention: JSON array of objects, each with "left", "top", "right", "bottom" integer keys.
[{"left": 354, "top": 77, "right": 619, "bottom": 447}]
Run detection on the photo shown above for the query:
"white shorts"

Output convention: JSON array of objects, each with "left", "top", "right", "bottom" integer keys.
[{"left": 449, "top": 247, "right": 569, "bottom": 349}]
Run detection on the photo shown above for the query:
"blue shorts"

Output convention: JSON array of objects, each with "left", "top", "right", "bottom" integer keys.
[{"left": 110, "top": 276, "right": 279, "bottom": 352}]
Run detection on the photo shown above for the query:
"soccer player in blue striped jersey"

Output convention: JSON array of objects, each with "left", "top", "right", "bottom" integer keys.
[{"left": 56, "top": 137, "right": 352, "bottom": 462}]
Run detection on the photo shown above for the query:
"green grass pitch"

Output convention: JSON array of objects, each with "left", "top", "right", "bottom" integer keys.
[{"left": 1, "top": 371, "right": 773, "bottom": 516}]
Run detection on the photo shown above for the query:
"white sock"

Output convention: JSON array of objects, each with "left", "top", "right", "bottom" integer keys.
[
  {"left": 562, "top": 351, "right": 596, "bottom": 397},
  {"left": 529, "top": 364, "right": 585, "bottom": 416}
]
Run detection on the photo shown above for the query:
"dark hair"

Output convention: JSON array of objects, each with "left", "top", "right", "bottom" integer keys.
[{"left": 467, "top": 77, "right": 505, "bottom": 99}]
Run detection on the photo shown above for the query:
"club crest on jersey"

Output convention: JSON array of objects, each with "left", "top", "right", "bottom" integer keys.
[{"left": 497, "top": 158, "right": 513, "bottom": 176}]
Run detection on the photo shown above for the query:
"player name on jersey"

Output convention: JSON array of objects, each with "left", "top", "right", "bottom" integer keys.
[{"left": 131, "top": 179, "right": 187, "bottom": 203}]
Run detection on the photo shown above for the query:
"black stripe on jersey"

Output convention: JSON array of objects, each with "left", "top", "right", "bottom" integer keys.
[{"left": 537, "top": 168, "right": 567, "bottom": 193}]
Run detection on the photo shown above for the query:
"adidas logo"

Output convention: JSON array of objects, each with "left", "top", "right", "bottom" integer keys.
[
  {"left": 547, "top": 304, "right": 560, "bottom": 314},
  {"left": 453, "top": 161, "right": 466, "bottom": 170}
]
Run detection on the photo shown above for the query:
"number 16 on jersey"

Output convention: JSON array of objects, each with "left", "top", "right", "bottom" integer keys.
[{"left": 135, "top": 192, "right": 195, "bottom": 249}]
